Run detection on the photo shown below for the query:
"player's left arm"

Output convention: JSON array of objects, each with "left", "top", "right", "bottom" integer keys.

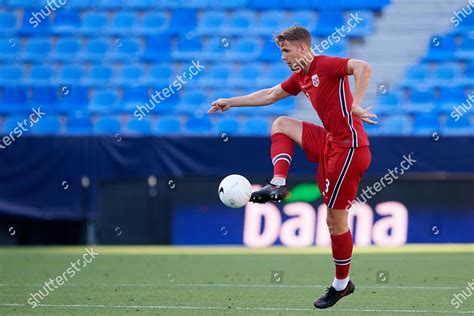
[{"left": 347, "top": 59, "right": 378, "bottom": 125}]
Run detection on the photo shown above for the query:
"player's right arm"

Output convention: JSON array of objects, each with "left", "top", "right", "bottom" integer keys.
[{"left": 207, "top": 84, "right": 290, "bottom": 113}]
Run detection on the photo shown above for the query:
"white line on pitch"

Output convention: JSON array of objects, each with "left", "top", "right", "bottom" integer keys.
[
  {"left": 0, "top": 303, "right": 472, "bottom": 314},
  {"left": 0, "top": 283, "right": 461, "bottom": 290}
]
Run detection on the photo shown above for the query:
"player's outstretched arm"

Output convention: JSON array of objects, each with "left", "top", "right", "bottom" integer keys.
[
  {"left": 207, "top": 84, "right": 290, "bottom": 113},
  {"left": 347, "top": 59, "right": 378, "bottom": 125}
]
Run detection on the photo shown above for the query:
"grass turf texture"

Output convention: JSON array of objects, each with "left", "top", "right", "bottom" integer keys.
[{"left": 0, "top": 245, "right": 473, "bottom": 315}]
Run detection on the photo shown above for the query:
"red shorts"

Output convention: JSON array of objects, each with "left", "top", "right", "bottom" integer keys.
[{"left": 302, "top": 122, "right": 371, "bottom": 209}]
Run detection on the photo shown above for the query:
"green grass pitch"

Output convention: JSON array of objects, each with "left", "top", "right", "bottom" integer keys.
[{"left": 0, "top": 245, "right": 473, "bottom": 315}]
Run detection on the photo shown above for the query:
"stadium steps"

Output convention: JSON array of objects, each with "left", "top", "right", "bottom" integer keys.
[{"left": 350, "top": 0, "right": 467, "bottom": 106}]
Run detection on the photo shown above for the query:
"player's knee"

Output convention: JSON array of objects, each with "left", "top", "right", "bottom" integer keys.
[{"left": 271, "top": 116, "right": 291, "bottom": 135}]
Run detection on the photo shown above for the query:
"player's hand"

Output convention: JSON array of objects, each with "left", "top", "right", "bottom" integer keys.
[
  {"left": 353, "top": 105, "right": 378, "bottom": 125},
  {"left": 208, "top": 98, "right": 232, "bottom": 113}
]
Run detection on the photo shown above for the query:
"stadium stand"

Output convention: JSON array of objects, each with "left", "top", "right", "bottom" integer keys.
[{"left": 0, "top": 0, "right": 472, "bottom": 135}]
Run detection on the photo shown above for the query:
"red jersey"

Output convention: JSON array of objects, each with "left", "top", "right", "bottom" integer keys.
[{"left": 281, "top": 55, "right": 369, "bottom": 148}]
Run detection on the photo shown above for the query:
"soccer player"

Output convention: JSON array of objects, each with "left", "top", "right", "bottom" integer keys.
[{"left": 207, "top": 26, "right": 376, "bottom": 309}]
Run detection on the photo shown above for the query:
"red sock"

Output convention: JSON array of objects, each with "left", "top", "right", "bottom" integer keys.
[
  {"left": 331, "top": 230, "right": 353, "bottom": 279},
  {"left": 271, "top": 133, "right": 294, "bottom": 179}
]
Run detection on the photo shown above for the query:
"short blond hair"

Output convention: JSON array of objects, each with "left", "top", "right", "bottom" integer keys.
[{"left": 274, "top": 26, "right": 312, "bottom": 47}]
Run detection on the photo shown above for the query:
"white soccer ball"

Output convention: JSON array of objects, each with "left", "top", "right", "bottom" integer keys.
[{"left": 218, "top": 174, "right": 252, "bottom": 208}]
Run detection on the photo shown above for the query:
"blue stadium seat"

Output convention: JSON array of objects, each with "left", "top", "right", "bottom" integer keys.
[
  {"left": 148, "top": 64, "right": 174, "bottom": 86},
  {"left": 374, "top": 91, "right": 402, "bottom": 114},
  {"left": 7, "top": 0, "right": 41, "bottom": 7},
  {"left": 213, "top": 0, "right": 248, "bottom": 9},
  {"left": 196, "top": 11, "right": 227, "bottom": 35},
  {"left": 424, "top": 34, "right": 456, "bottom": 62},
  {"left": 442, "top": 114, "right": 472, "bottom": 135},
  {"left": 58, "top": 86, "right": 88, "bottom": 113},
  {"left": 345, "top": 11, "right": 374, "bottom": 38},
  {"left": 314, "top": 11, "right": 344, "bottom": 36},
  {"left": 230, "top": 63, "right": 264, "bottom": 88},
  {"left": 0, "top": 65, "right": 23, "bottom": 85},
  {"left": 83, "top": 65, "right": 113, "bottom": 86},
  {"left": 258, "top": 64, "right": 291, "bottom": 86},
  {"left": 288, "top": 11, "right": 317, "bottom": 32},
  {"left": 256, "top": 11, "right": 287, "bottom": 34},
  {"left": 52, "top": 11, "right": 80, "bottom": 34},
  {"left": 413, "top": 114, "right": 440, "bottom": 135},
  {"left": 30, "top": 86, "right": 58, "bottom": 112},
  {"left": 185, "top": 116, "right": 214, "bottom": 135},
  {"left": 224, "top": 10, "right": 255, "bottom": 35},
  {"left": 0, "top": 86, "right": 29, "bottom": 114},
  {"left": 283, "top": 0, "right": 314, "bottom": 9},
  {"left": 321, "top": 38, "right": 348, "bottom": 57},
  {"left": 93, "top": 116, "right": 121, "bottom": 134},
  {"left": 89, "top": 89, "right": 119, "bottom": 113},
  {"left": 28, "top": 65, "right": 54, "bottom": 84},
  {"left": 380, "top": 114, "right": 412, "bottom": 135},
  {"left": 242, "top": 116, "right": 270, "bottom": 135},
  {"left": 139, "top": 12, "right": 169, "bottom": 34},
  {"left": 226, "top": 38, "right": 261, "bottom": 61},
  {"left": 124, "top": 0, "right": 155, "bottom": 9},
  {"left": 209, "top": 89, "right": 236, "bottom": 102},
  {"left": 81, "top": 38, "right": 110, "bottom": 61},
  {"left": 0, "top": 12, "right": 17, "bottom": 34},
  {"left": 259, "top": 37, "right": 281, "bottom": 61},
  {"left": 109, "top": 38, "right": 142, "bottom": 61},
  {"left": 400, "top": 64, "right": 430, "bottom": 89},
  {"left": 215, "top": 117, "right": 240, "bottom": 134},
  {"left": 126, "top": 117, "right": 152, "bottom": 135},
  {"left": 3, "top": 116, "right": 30, "bottom": 134},
  {"left": 169, "top": 9, "right": 197, "bottom": 34},
  {"left": 64, "top": 0, "right": 95, "bottom": 8},
  {"left": 199, "top": 64, "right": 232, "bottom": 87},
  {"left": 455, "top": 12, "right": 474, "bottom": 33},
  {"left": 455, "top": 36, "right": 474, "bottom": 60},
  {"left": 80, "top": 12, "right": 109, "bottom": 35},
  {"left": 22, "top": 38, "right": 52, "bottom": 61},
  {"left": 66, "top": 115, "right": 91, "bottom": 134},
  {"left": 428, "top": 63, "right": 460, "bottom": 87},
  {"left": 437, "top": 87, "right": 466, "bottom": 113},
  {"left": 406, "top": 88, "right": 435, "bottom": 113},
  {"left": 58, "top": 65, "right": 83, "bottom": 85},
  {"left": 115, "top": 64, "right": 144, "bottom": 86},
  {"left": 363, "top": 122, "right": 379, "bottom": 136},
  {"left": 108, "top": 12, "right": 138, "bottom": 34},
  {"left": 172, "top": 36, "right": 202, "bottom": 60},
  {"left": 121, "top": 86, "right": 149, "bottom": 111},
  {"left": 176, "top": 90, "right": 208, "bottom": 113},
  {"left": 200, "top": 37, "right": 231, "bottom": 61},
  {"left": 97, "top": 0, "right": 123, "bottom": 8},
  {"left": 154, "top": 116, "right": 181, "bottom": 135},
  {"left": 19, "top": 11, "right": 50, "bottom": 35},
  {"left": 250, "top": 0, "right": 281, "bottom": 9},
  {"left": 0, "top": 38, "right": 20, "bottom": 61},
  {"left": 29, "top": 116, "right": 61, "bottom": 135},
  {"left": 142, "top": 36, "right": 171, "bottom": 61},
  {"left": 462, "top": 62, "right": 474, "bottom": 86},
  {"left": 52, "top": 38, "right": 81, "bottom": 61},
  {"left": 262, "top": 96, "right": 295, "bottom": 115}
]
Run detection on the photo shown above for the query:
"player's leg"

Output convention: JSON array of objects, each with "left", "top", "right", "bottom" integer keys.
[
  {"left": 250, "top": 116, "right": 303, "bottom": 203},
  {"left": 314, "top": 146, "right": 371, "bottom": 309}
]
